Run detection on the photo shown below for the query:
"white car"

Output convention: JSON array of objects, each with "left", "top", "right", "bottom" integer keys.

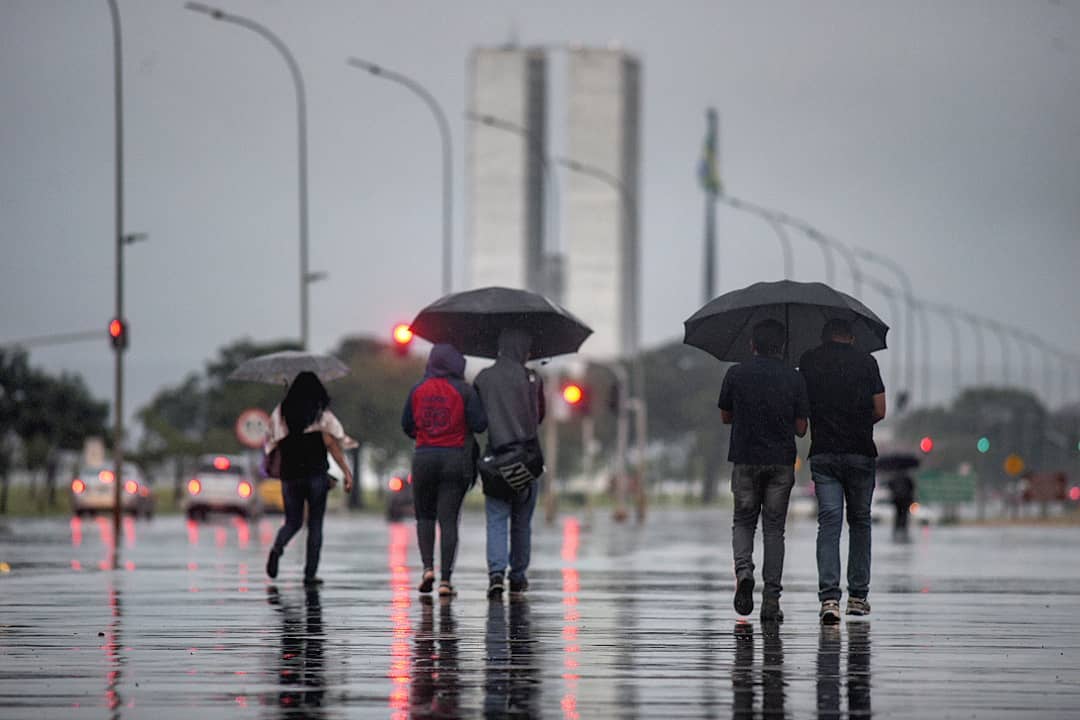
[
  {"left": 184, "top": 454, "right": 261, "bottom": 519},
  {"left": 870, "top": 490, "right": 941, "bottom": 526},
  {"left": 71, "top": 462, "right": 154, "bottom": 518}
]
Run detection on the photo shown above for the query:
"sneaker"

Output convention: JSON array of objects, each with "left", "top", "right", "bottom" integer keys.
[
  {"left": 734, "top": 576, "right": 755, "bottom": 616},
  {"left": 760, "top": 596, "right": 784, "bottom": 623},
  {"left": 846, "top": 597, "right": 871, "bottom": 616},
  {"left": 418, "top": 569, "right": 435, "bottom": 594},
  {"left": 820, "top": 599, "right": 841, "bottom": 625},
  {"left": 266, "top": 548, "right": 281, "bottom": 579},
  {"left": 509, "top": 577, "right": 529, "bottom": 596},
  {"left": 487, "top": 574, "right": 505, "bottom": 599}
]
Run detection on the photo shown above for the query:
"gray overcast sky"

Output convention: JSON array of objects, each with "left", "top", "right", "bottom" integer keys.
[{"left": 2, "top": 0, "right": 1079, "bottom": 425}]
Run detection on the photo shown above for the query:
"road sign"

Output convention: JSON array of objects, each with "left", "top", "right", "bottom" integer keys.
[
  {"left": 916, "top": 469, "right": 976, "bottom": 504},
  {"left": 235, "top": 408, "right": 271, "bottom": 449}
]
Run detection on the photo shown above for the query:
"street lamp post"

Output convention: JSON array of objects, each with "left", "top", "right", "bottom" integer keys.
[
  {"left": 719, "top": 197, "right": 796, "bottom": 281},
  {"left": 923, "top": 302, "right": 963, "bottom": 396},
  {"left": 850, "top": 248, "right": 916, "bottom": 405},
  {"left": 554, "top": 156, "right": 648, "bottom": 522},
  {"left": 347, "top": 58, "right": 453, "bottom": 295},
  {"left": 185, "top": 2, "right": 313, "bottom": 349}
]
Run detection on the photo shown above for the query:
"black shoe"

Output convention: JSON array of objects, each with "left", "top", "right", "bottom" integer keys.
[
  {"left": 509, "top": 577, "right": 529, "bottom": 595},
  {"left": 418, "top": 569, "right": 436, "bottom": 594},
  {"left": 734, "top": 576, "right": 755, "bottom": 616},
  {"left": 266, "top": 548, "right": 281, "bottom": 579},
  {"left": 487, "top": 573, "right": 505, "bottom": 599},
  {"left": 760, "top": 596, "right": 784, "bottom": 623}
]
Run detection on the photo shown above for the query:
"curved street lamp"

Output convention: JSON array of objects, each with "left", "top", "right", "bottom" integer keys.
[
  {"left": 347, "top": 58, "right": 452, "bottom": 295},
  {"left": 719, "top": 196, "right": 796, "bottom": 282},
  {"left": 185, "top": 2, "right": 313, "bottom": 349}
]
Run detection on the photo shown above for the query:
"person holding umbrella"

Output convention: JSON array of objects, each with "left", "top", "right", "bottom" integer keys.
[
  {"left": 718, "top": 319, "right": 810, "bottom": 622},
  {"left": 798, "top": 318, "right": 887, "bottom": 624},
  {"left": 264, "top": 371, "right": 354, "bottom": 586},
  {"left": 401, "top": 344, "right": 488, "bottom": 597}
]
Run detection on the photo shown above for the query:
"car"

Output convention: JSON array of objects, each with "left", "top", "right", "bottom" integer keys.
[
  {"left": 185, "top": 454, "right": 261, "bottom": 519},
  {"left": 71, "top": 462, "right": 154, "bottom": 519},
  {"left": 870, "top": 490, "right": 941, "bottom": 526},
  {"left": 386, "top": 472, "right": 413, "bottom": 522}
]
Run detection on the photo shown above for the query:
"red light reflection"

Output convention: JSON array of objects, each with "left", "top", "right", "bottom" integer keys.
[
  {"left": 232, "top": 516, "right": 250, "bottom": 549},
  {"left": 387, "top": 522, "right": 413, "bottom": 719},
  {"left": 561, "top": 517, "right": 581, "bottom": 720},
  {"left": 70, "top": 516, "right": 83, "bottom": 548}
]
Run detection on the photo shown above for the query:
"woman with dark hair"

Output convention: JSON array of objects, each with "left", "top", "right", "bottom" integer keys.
[
  {"left": 265, "top": 371, "right": 354, "bottom": 585},
  {"left": 402, "top": 344, "right": 487, "bottom": 597}
]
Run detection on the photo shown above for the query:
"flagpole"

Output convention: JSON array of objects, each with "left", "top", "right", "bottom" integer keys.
[
  {"left": 704, "top": 186, "right": 715, "bottom": 303},
  {"left": 701, "top": 108, "right": 720, "bottom": 303}
]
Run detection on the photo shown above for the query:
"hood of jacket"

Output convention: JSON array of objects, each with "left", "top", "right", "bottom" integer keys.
[
  {"left": 496, "top": 328, "right": 532, "bottom": 365},
  {"left": 425, "top": 343, "right": 466, "bottom": 379}
]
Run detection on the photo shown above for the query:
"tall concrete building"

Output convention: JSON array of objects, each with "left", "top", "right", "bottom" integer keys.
[
  {"left": 466, "top": 47, "right": 547, "bottom": 293},
  {"left": 563, "top": 48, "right": 641, "bottom": 360}
]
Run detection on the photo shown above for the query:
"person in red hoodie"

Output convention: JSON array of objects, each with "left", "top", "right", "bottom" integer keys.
[{"left": 402, "top": 343, "right": 487, "bottom": 597}]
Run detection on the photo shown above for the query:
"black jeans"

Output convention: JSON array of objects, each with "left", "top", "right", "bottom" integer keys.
[
  {"left": 273, "top": 473, "right": 330, "bottom": 580},
  {"left": 731, "top": 464, "right": 796, "bottom": 600},
  {"left": 412, "top": 448, "right": 471, "bottom": 582}
]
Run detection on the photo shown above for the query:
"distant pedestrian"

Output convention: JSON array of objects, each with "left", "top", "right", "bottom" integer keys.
[
  {"left": 402, "top": 344, "right": 487, "bottom": 597},
  {"left": 799, "top": 318, "right": 887, "bottom": 624},
  {"left": 887, "top": 471, "right": 916, "bottom": 541},
  {"left": 719, "top": 319, "right": 809, "bottom": 622},
  {"left": 474, "top": 329, "right": 546, "bottom": 599},
  {"left": 265, "top": 371, "right": 354, "bottom": 586}
]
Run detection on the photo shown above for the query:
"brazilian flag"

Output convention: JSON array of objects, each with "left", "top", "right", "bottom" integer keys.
[{"left": 698, "top": 108, "right": 722, "bottom": 195}]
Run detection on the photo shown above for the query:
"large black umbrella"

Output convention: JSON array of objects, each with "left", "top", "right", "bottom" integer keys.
[
  {"left": 410, "top": 286, "right": 592, "bottom": 359},
  {"left": 683, "top": 280, "right": 889, "bottom": 365}
]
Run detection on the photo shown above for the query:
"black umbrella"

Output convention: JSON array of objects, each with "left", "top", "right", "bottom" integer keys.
[
  {"left": 410, "top": 286, "right": 592, "bottom": 359},
  {"left": 683, "top": 280, "right": 889, "bottom": 365}
]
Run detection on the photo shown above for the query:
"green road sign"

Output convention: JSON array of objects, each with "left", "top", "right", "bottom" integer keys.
[{"left": 916, "top": 469, "right": 977, "bottom": 504}]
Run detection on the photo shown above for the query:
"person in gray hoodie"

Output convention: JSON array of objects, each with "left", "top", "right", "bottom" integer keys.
[{"left": 474, "top": 328, "right": 546, "bottom": 598}]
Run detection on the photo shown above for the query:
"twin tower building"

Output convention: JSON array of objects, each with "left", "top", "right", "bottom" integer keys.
[{"left": 466, "top": 46, "right": 641, "bottom": 361}]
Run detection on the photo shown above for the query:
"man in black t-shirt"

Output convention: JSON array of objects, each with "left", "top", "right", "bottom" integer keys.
[
  {"left": 718, "top": 319, "right": 809, "bottom": 622},
  {"left": 798, "top": 318, "right": 887, "bottom": 624}
]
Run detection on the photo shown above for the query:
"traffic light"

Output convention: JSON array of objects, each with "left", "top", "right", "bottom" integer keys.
[
  {"left": 562, "top": 383, "right": 590, "bottom": 416},
  {"left": 108, "top": 318, "right": 128, "bottom": 350},
  {"left": 919, "top": 436, "right": 934, "bottom": 454},
  {"left": 976, "top": 437, "right": 991, "bottom": 454},
  {"left": 392, "top": 323, "right": 413, "bottom": 356}
]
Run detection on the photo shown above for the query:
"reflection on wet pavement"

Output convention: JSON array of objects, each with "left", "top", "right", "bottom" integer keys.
[{"left": 1, "top": 509, "right": 1079, "bottom": 717}]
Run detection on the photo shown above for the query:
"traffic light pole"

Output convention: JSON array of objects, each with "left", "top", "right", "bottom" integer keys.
[{"left": 108, "top": 0, "right": 125, "bottom": 567}]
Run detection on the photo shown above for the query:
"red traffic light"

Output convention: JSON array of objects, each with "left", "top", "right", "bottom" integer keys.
[
  {"left": 392, "top": 324, "right": 414, "bottom": 345},
  {"left": 108, "top": 318, "right": 128, "bottom": 350},
  {"left": 919, "top": 436, "right": 934, "bottom": 454},
  {"left": 562, "top": 384, "right": 584, "bottom": 405}
]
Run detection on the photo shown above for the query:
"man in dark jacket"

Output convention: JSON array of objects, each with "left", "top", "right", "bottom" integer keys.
[
  {"left": 474, "top": 328, "right": 546, "bottom": 599},
  {"left": 799, "top": 318, "right": 887, "bottom": 624}
]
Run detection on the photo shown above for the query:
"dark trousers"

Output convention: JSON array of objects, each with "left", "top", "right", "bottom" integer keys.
[
  {"left": 273, "top": 473, "right": 330, "bottom": 580},
  {"left": 412, "top": 448, "right": 471, "bottom": 582},
  {"left": 731, "top": 464, "right": 796, "bottom": 599}
]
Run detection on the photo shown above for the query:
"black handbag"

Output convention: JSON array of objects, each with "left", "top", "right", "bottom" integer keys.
[{"left": 478, "top": 441, "right": 544, "bottom": 500}]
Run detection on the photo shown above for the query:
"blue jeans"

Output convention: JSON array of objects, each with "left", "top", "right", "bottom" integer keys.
[
  {"left": 274, "top": 473, "right": 330, "bottom": 580},
  {"left": 485, "top": 483, "right": 538, "bottom": 581},
  {"left": 812, "top": 454, "right": 875, "bottom": 602}
]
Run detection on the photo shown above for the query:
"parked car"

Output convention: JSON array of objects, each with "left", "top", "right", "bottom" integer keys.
[
  {"left": 386, "top": 472, "right": 413, "bottom": 522},
  {"left": 185, "top": 454, "right": 261, "bottom": 519},
  {"left": 71, "top": 463, "right": 154, "bottom": 519}
]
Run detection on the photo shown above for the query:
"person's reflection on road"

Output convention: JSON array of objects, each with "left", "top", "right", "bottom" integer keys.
[
  {"left": 411, "top": 596, "right": 461, "bottom": 717},
  {"left": 731, "top": 622, "right": 755, "bottom": 717},
  {"left": 817, "top": 624, "right": 842, "bottom": 719},
  {"left": 267, "top": 585, "right": 325, "bottom": 717},
  {"left": 485, "top": 597, "right": 540, "bottom": 718},
  {"left": 761, "top": 619, "right": 786, "bottom": 717},
  {"left": 847, "top": 622, "right": 872, "bottom": 716}
]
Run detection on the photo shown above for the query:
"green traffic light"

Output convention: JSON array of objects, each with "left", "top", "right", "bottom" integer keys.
[{"left": 977, "top": 437, "right": 991, "bottom": 454}]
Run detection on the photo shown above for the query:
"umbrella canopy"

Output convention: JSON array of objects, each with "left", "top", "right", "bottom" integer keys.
[
  {"left": 228, "top": 351, "right": 349, "bottom": 385},
  {"left": 410, "top": 286, "right": 592, "bottom": 359},
  {"left": 683, "top": 280, "right": 889, "bottom": 365}
]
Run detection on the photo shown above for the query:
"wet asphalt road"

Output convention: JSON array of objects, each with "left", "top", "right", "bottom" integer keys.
[{"left": 1, "top": 507, "right": 1078, "bottom": 719}]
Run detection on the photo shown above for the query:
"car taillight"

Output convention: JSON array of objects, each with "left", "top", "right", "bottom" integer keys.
[
  {"left": 237, "top": 481, "right": 252, "bottom": 498},
  {"left": 389, "top": 476, "right": 404, "bottom": 492},
  {"left": 188, "top": 478, "right": 202, "bottom": 495},
  {"left": 99, "top": 470, "right": 115, "bottom": 484},
  {"left": 124, "top": 480, "right": 138, "bottom": 495},
  {"left": 71, "top": 479, "right": 86, "bottom": 494}
]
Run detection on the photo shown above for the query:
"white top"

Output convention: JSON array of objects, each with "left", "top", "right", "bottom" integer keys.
[{"left": 264, "top": 406, "right": 355, "bottom": 453}]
